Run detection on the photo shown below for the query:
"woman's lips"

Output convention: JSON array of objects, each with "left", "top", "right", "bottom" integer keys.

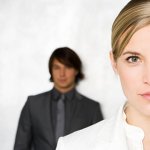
[{"left": 140, "top": 92, "right": 150, "bottom": 100}]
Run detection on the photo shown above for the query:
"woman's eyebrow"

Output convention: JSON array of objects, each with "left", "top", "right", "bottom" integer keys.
[{"left": 122, "top": 51, "right": 140, "bottom": 55}]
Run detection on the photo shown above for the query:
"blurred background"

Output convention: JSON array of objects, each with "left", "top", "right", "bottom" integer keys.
[{"left": 0, "top": 0, "right": 129, "bottom": 149}]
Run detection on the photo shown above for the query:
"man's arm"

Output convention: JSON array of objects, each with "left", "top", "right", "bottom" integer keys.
[{"left": 14, "top": 97, "right": 33, "bottom": 150}]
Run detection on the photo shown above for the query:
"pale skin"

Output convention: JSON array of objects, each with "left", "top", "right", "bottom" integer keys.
[
  {"left": 51, "top": 59, "right": 78, "bottom": 93},
  {"left": 110, "top": 25, "right": 150, "bottom": 150}
]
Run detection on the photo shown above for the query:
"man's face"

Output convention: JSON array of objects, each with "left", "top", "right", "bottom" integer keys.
[{"left": 52, "top": 59, "right": 78, "bottom": 93}]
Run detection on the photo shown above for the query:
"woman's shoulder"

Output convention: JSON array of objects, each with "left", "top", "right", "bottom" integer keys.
[
  {"left": 56, "top": 117, "right": 116, "bottom": 150},
  {"left": 71, "top": 117, "right": 115, "bottom": 138}
]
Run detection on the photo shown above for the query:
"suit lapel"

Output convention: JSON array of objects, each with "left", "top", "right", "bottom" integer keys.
[
  {"left": 64, "top": 91, "right": 82, "bottom": 135},
  {"left": 42, "top": 91, "right": 55, "bottom": 145},
  {"left": 64, "top": 100, "right": 72, "bottom": 135}
]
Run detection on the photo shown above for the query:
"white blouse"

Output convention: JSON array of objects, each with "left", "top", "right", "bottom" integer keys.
[{"left": 123, "top": 107, "right": 144, "bottom": 150}]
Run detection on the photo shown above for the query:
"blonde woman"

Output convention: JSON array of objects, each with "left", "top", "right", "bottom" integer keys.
[{"left": 56, "top": 0, "right": 150, "bottom": 149}]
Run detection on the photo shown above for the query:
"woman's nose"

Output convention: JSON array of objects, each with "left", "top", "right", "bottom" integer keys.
[{"left": 143, "top": 65, "right": 150, "bottom": 85}]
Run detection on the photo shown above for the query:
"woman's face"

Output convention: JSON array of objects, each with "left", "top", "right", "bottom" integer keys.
[{"left": 111, "top": 25, "right": 150, "bottom": 117}]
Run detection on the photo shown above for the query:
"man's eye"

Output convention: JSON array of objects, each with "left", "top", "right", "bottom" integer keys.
[{"left": 126, "top": 56, "right": 140, "bottom": 63}]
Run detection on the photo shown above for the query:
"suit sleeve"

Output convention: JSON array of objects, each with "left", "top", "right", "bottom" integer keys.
[
  {"left": 91, "top": 103, "right": 104, "bottom": 124},
  {"left": 14, "top": 97, "right": 33, "bottom": 150}
]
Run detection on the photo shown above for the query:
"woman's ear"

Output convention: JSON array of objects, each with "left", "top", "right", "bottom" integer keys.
[{"left": 109, "top": 51, "right": 118, "bottom": 74}]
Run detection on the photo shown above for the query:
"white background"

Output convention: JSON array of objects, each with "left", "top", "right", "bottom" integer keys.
[{"left": 0, "top": 0, "right": 129, "bottom": 149}]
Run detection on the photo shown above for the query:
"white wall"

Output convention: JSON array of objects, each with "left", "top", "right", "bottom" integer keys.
[{"left": 0, "top": 0, "right": 129, "bottom": 149}]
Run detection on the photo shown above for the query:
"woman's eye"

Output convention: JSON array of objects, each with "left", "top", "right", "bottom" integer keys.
[{"left": 126, "top": 56, "right": 140, "bottom": 63}]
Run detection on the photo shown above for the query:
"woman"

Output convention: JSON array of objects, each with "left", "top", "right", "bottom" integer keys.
[{"left": 56, "top": 0, "right": 150, "bottom": 149}]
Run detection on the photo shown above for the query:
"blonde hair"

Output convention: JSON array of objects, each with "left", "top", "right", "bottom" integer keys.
[{"left": 112, "top": 0, "right": 150, "bottom": 61}]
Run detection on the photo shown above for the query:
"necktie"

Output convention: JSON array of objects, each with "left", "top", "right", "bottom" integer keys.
[{"left": 55, "top": 94, "right": 65, "bottom": 142}]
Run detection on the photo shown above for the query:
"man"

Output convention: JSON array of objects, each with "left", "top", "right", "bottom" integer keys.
[{"left": 14, "top": 47, "right": 103, "bottom": 150}]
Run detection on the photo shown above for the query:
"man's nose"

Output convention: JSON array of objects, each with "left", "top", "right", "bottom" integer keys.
[{"left": 60, "top": 68, "right": 66, "bottom": 76}]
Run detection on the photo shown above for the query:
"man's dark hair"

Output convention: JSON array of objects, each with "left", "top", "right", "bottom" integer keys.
[{"left": 48, "top": 47, "right": 84, "bottom": 84}]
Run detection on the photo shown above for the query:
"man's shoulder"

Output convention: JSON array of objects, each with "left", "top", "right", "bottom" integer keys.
[
  {"left": 76, "top": 91, "right": 99, "bottom": 105},
  {"left": 29, "top": 90, "right": 51, "bottom": 97},
  {"left": 27, "top": 90, "right": 52, "bottom": 102}
]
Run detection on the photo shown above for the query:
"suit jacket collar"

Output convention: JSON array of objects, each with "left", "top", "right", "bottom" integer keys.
[
  {"left": 51, "top": 87, "right": 76, "bottom": 101},
  {"left": 95, "top": 103, "right": 128, "bottom": 150}
]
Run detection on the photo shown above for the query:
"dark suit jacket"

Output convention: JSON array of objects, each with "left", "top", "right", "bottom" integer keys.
[{"left": 14, "top": 90, "right": 103, "bottom": 150}]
